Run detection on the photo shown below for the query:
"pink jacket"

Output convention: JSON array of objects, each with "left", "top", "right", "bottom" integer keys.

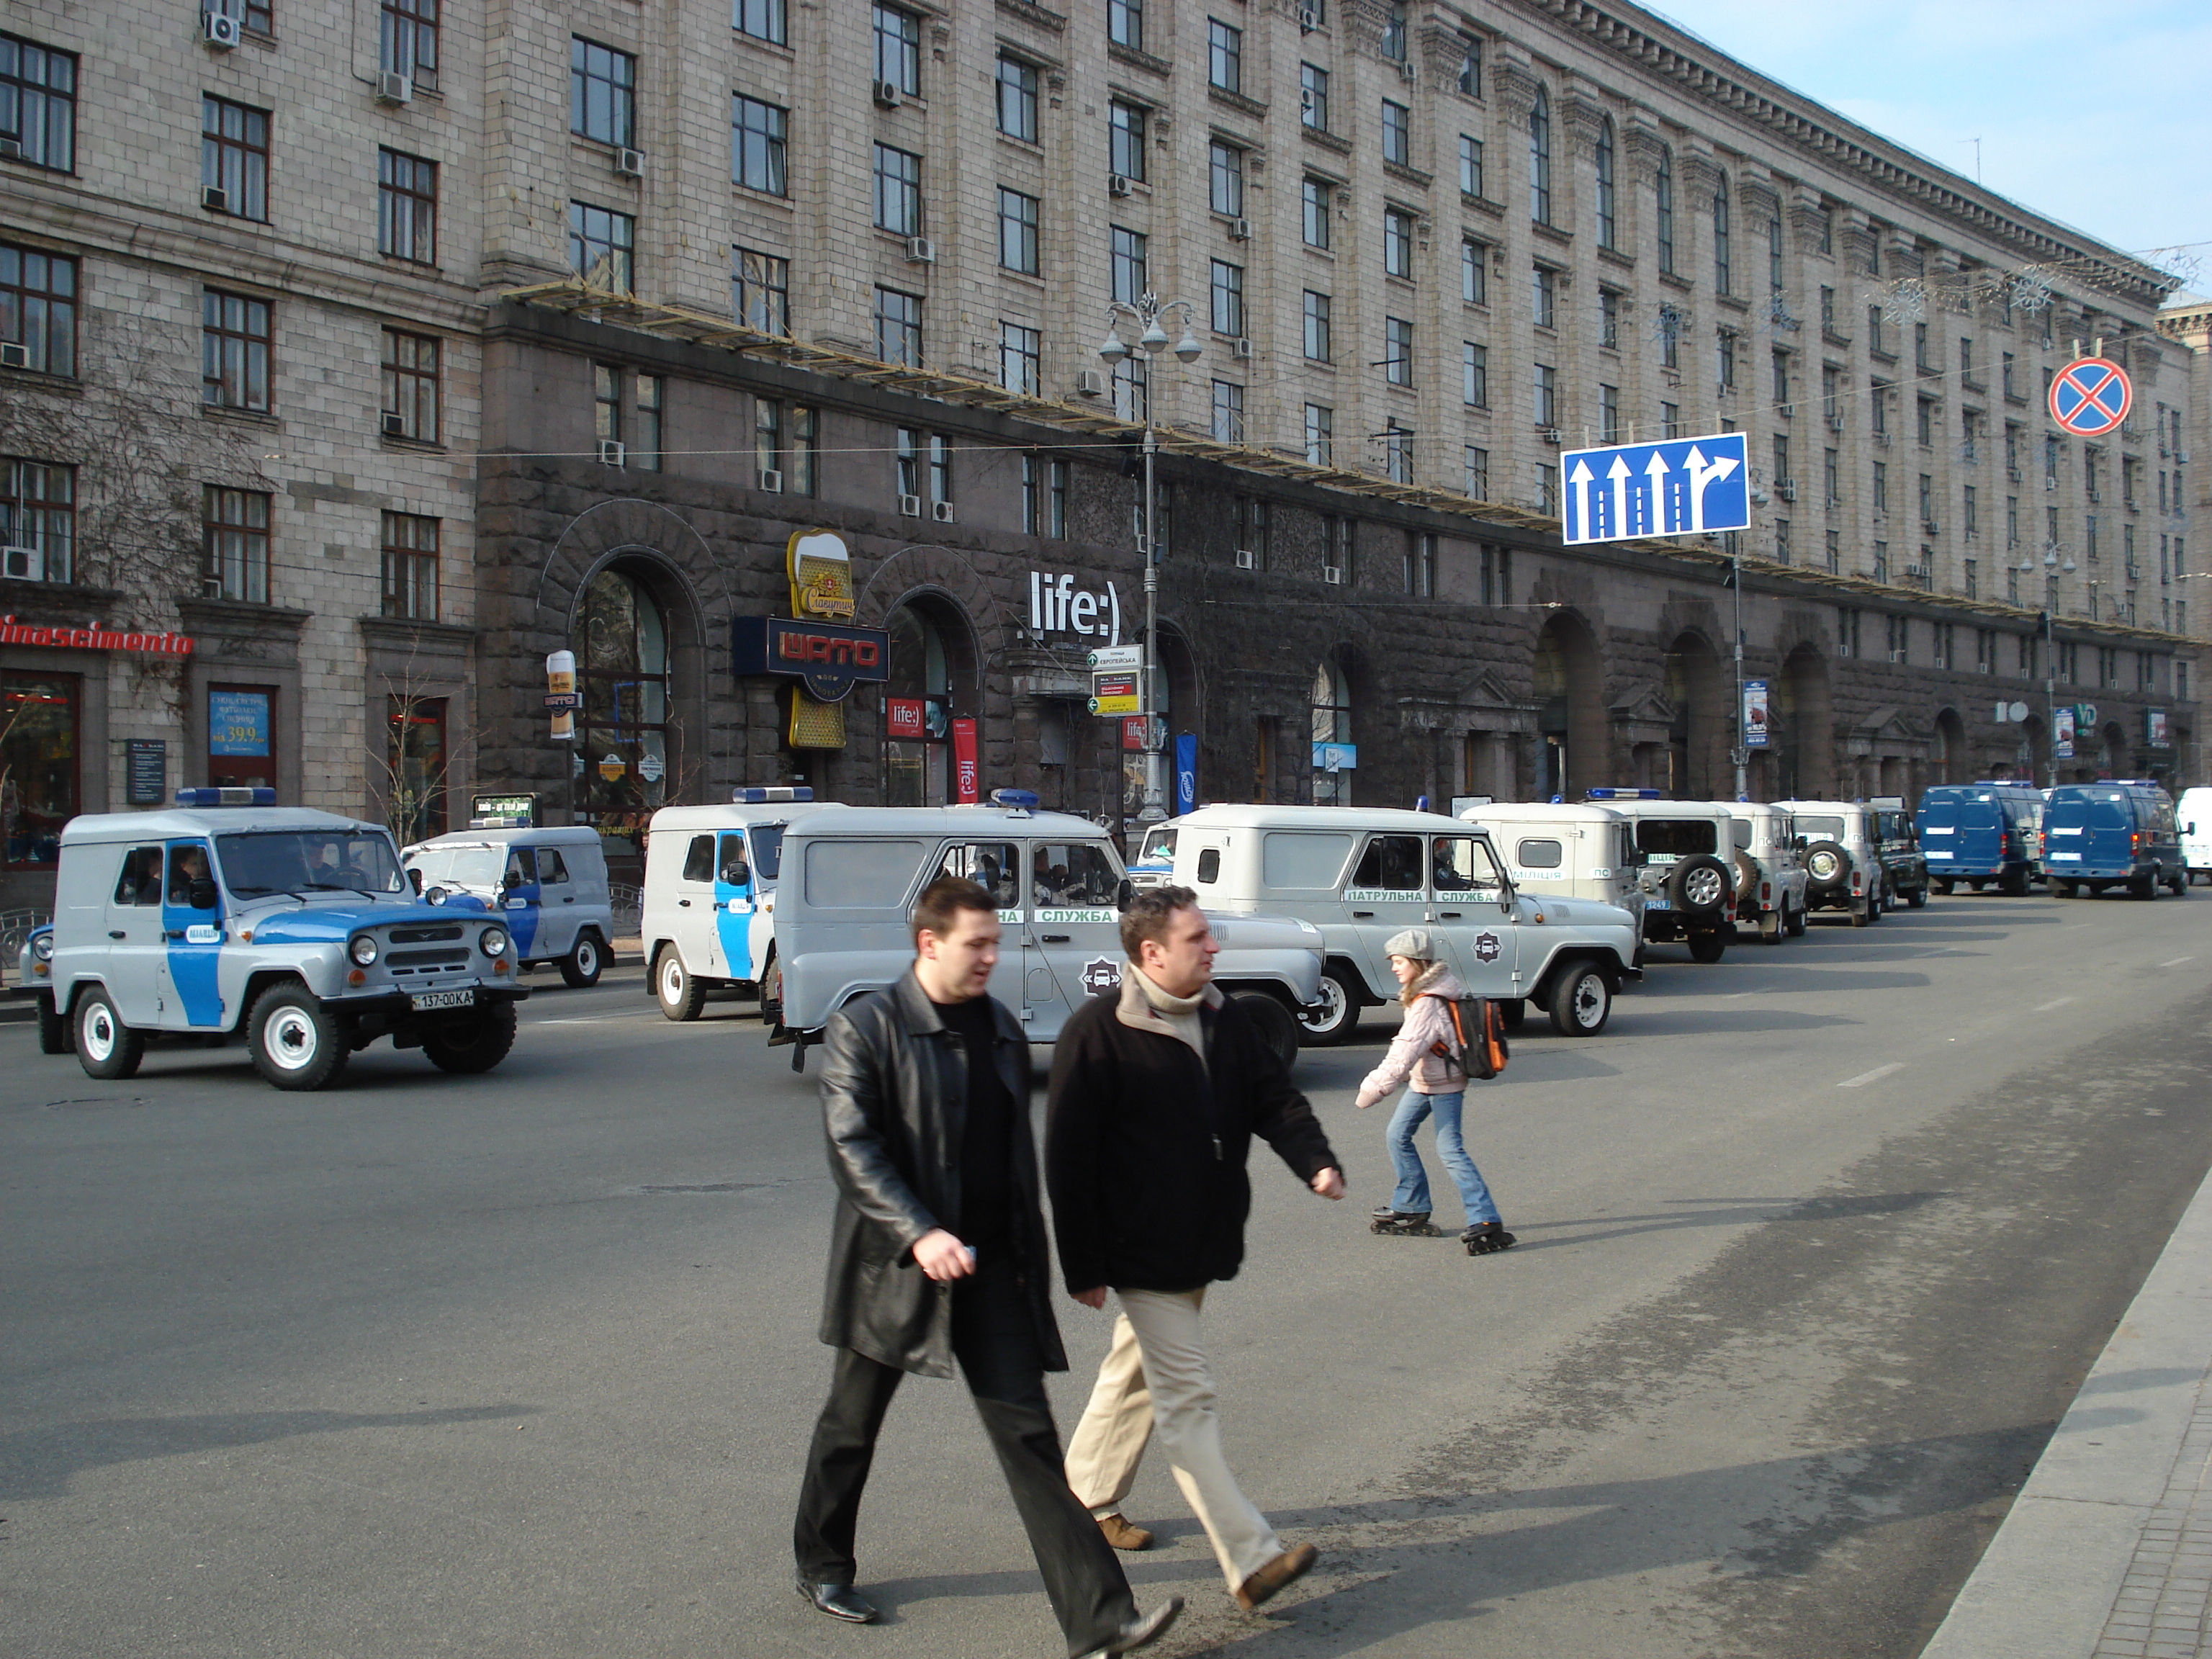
[{"left": 1354, "top": 965, "right": 1468, "bottom": 1106}]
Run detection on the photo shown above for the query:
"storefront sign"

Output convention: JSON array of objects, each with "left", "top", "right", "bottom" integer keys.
[
  {"left": 598, "top": 753, "right": 626, "bottom": 781},
  {"left": 1090, "top": 673, "right": 1140, "bottom": 716},
  {"left": 1029, "top": 571, "right": 1124, "bottom": 641},
  {"left": 1743, "top": 679, "right": 1771, "bottom": 748},
  {"left": 952, "top": 717, "right": 979, "bottom": 803},
  {"left": 2148, "top": 709, "right": 2171, "bottom": 748},
  {"left": 126, "top": 738, "right": 166, "bottom": 805},
  {"left": 788, "top": 530, "right": 855, "bottom": 621},
  {"left": 732, "top": 616, "right": 891, "bottom": 702},
  {"left": 886, "top": 696, "right": 927, "bottom": 737},
  {"left": 472, "top": 793, "right": 538, "bottom": 827},
  {"left": 638, "top": 752, "right": 665, "bottom": 782},
  {"left": 208, "top": 689, "right": 271, "bottom": 756},
  {"left": 0, "top": 616, "right": 194, "bottom": 655},
  {"left": 1313, "top": 742, "right": 1357, "bottom": 772}
]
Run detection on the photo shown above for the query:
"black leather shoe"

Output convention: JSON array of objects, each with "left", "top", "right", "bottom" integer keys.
[
  {"left": 796, "top": 1581, "right": 878, "bottom": 1624},
  {"left": 1078, "top": 1596, "right": 1183, "bottom": 1657}
]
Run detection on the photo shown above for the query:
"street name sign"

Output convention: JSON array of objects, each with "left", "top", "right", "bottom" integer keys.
[{"left": 1560, "top": 431, "right": 1749, "bottom": 547}]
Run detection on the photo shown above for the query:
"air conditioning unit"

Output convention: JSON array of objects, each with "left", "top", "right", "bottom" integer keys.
[
  {"left": 1300, "top": 88, "right": 1318, "bottom": 118},
  {"left": 931, "top": 500, "right": 956, "bottom": 523},
  {"left": 1397, "top": 59, "right": 1416, "bottom": 84},
  {"left": 201, "top": 184, "right": 230, "bottom": 212},
  {"left": 1827, "top": 414, "right": 1845, "bottom": 432},
  {"left": 0, "top": 342, "right": 28, "bottom": 369},
  {"left": 1777, "top": 403, "right": 1794, "bottom": 421},
  {"left": 2045, "top": 476, "right": 2057, "bottom": 490},
  {"left": 1227, "top": 217, "right": 1251, "bottom": 241},
  {"left": 1889, "top": 649, "right": 1908, "bottom": 662},
  {"left": 1923, "top": 519, "right": 1940, "bottom": 535},
  {"left": 904, "top": 236, "right": 935, "bottom": 264},
  {"left": 757, "top": 468, "right": 783, "bottom": 494},
  {"left": 381, "top": 411, "right": 407, "bottom": 437},
  {"left": 597, "top": 439, "right": 626, "bottom": 466},
  {"left": 1776, "top": 480, "right": 1797, "bottom": 501},
  {"left": 2007, "top": 466, "right": 2023, "bottom": 482},
  {"left": 0, "top": 138, "right": 22, "bottom": 161},
  {"left": 1233, "top": 338, "right": 1253, "bottom": 359},
  {"left": 614, "top": 148, "right": 644, "bottom": 179},
  {"left": 2, "top": 546, "right": 43, "bottom": 581},
  {"left": 376, "top": 71, "right": 412, "bottom": 105},
  {"left": 1321, "top": 565, "right": 1345, "bottom": 584},
  {"left": 203, "top": 9, "right": 242, "bottom": 49},
  {"left": 1539, "top": 428, "right": 1562, "bottom": 446},
  {"left": 1298, "top": 4, "right": 1321, "bottom": 33},
  {"left": 1075, "top": 369, "right": 1105, "bottom": 397},
  {"left": 1873, "top": 432, "right": 1891, "bottom": 448},
  {"left": 1234, "top": 548, "right": 1258, "bottom": 570},
  {"left": 1108, "top": 174, "right": 1133, "bottom": 197},
  {"left": 872, "top": 80, "right": 902, "bottom": 109},
  {"left": 898, "top": 493, "right": 922, "bottom": 517},
  {"left": 2179, "top": 451, "right": 2190, "bottom": 464}
]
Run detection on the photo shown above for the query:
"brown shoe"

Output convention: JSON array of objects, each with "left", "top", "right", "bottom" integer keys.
[
  {"left": 1233, "top": 1543, "right": 1318, "bottom": 1612},
  {"left": 1097, "top": 1511, "right": 1154, "bottom": 1552}
]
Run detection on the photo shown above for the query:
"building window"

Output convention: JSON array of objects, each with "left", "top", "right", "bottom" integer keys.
[
  {"left": 1532, "top": 264, "right": 1556, "bottom": 329},
  {"left": 202, "top": 290, "right": 271, "bottom": 413},
  {"left": 385, "top": 693, "right": 447, "bottom": 843},
  {"left": 1533, "top": 361, "right": 1557, "bottom": 429},
  {"left": 1775, "top": 518, "right": 1791, "bottom": 563},
  {"left": 1305, "top": 403, "right": 1333, "bottom": 467},
  {"left": 203, "top": 486, "right": 271, "bottom": 604},
  {"left": 736, "top": 0, "right": 788, "bottom": 47},
  {"left": 575, "top": 567, "right": 670, "bottom": 814},
  {"left": 1464, "top": 445, "right": 1490, "bottom": 498},
  {"left": 732, "top": 94, "right": 788, "bottom": 196},
  {"left": 0, "top": 668, "right": 76, "bottom": 866},
  {"left": 1773, "top": 350, "right": 1791, "bottom": 406},
  {"left": 999, "top": 321, "right": 1040, "bottom": 394},
  {"left": 1380, "top": 1, "right": 1408, "bottom": 60},
  {"left": 1826, "top": 529, "right": 1840, "bottom": 572},
  {"left": 1918, "top": 472, "right": 1934, "bottom": 526},
  {"left": 1, "top": 459, "right": 73, "bottom": 583},
  {"left": 1462, "top": 341, "right": 1488, "bottom": 408},
  {"left": 1383, "top": 421, "right": 1413, "bottom": 484},
  {"left": 1595, "top": 117, "right": 1617, "bottom": 250},
  {"left": 381, "top": 511, "right": 439, "bottom": 620},
  {"left": 1302, "top": 177, "right": 1331, "bottom": 249},
  {"left": 377, "top": 149, "right": 437, "bottom": 264},
  {"left": 1212, "top": 380, "right": 1245, "bottom": 444},
  {"left": 1048, "top": 457, "right": 1067, "bottom": 536},
  {"left": 1300, "top": 63, "right": 1328, "bottom": 132},
  {"left": 873, "top": 144, "right": 922, "bottom": 235},
  {"left": 1964, "top": 484, "right": 1979, "bottom": 538},
  {"left": 1021, "top": 454, "right": 1047, "bottom": 535},
  {"left": 0, "top": 243, "right": 76, "bottom": 377},
  {"left": 1600, "top": 382, "right": 1620, "bottom": 444},
  {"left": 1311, "top": 660, "right": 1351, "bottom": 804},
  {"left": 568, "top": 202, "right": 634, "bottom": 290},
  {"left": 1208, "top": 18, "right": 1241, "bottom": 92},
  {"left": 631, "top": 372, "right": 662, "bottom": 471},
  {"left": 1110, "top": 226, "right": 1146, "bottom": 304},
  {"left": 1381, "top": 99, "right": 1410, "bottom": 167},
  {"left": 1655, "top": 145, "right": 1674, "bottom": 274},
  {"left": 1111, "top": 356, "right": 1147, "bottom": 423},
  {"left": 1536, "top": 462, "right": 1558, "bottom": 515},
  {"left": 1825, "top": 447, "right": 1840, "bottom": 506},
  {"left": 1384, "top": 208, "right": 1413, "bottom": 279},
  {"left": 1459, "top": 134, "right": 1483, "bottom": 199},
  {"left": 873, "top": 4, "right": 920, "bottom": 94},
  {"left": 734, "top": 247, "right": 790, "bottom": 333},
  {"left": 379, "top": 0, "right": 438, "bottom": 90},
  {"left": 875, "top": 286, "right": 922, "bottom": 366},
  {"left": 997, "top": 54, "right": 1039, "bottom": 143},
  {"left": 1210, "top": 140, "right": 1245, "bottom": 218},
  {"left": 1717, "top": 330, "right": 1737, "bottom": 391},
  {"left": 926, "top": 433, "right": 953, "bottom": 505},
  {"left": 1916, "top": 397, "right": 1935, "bottom": 448},
  {"left": 1108, "top": 0, "right": 1143, "bottom": 51},
  {"left": 1661, "top": 401, "right": 1681, "bottom": 439},
  {"left": 202, "top": 96, "right": 270, "bottom": 222},
  {"left": 1405, "top": 530, "right": 1435, "bottom": 595},
  {"left": 894, "top": 428, "right": 920, "bottom": 500},
  {"left": 1712, "top": 175, "right": 1731, "bottom": 294},
  {"left": 1873, "top": 462, "right": 1889, "bottom": 513},
  {"left": 571, "top": 38, "right": 636, "bottom": 147},
  {"left": 1, "top": 34, "right": 76, "bottom": 173},
  {"left": 1109, "top": 100, "right": 1146, "bottom": 181},
  {"left": 999, "top": 184, "right": 1039, "bottom": 273},
  {"left": 1456, "top": 32, "right": 1481, "bottom": 96},
  {"left": 1527, "top": 86, "right": 1552, "bottom": 224},
  {"left": 753, "top": 399, "right": 781, "bottom": 482},
  {"left": 1768, "top": 214, "right": 1784, "bottom": 294},
  {"left": 593, "top": 362, "right": 623, "bottom": 452},
  {"left": 1913, "top": 321, "right": 1931, "bottom": 372},
  {"left": 1601, "top": 288, "right": 1621, "bottom": 351},
  {"left": 1384, "top": 317, "right": 1413, "bottom": 386},
  {"left": 1462, "top": 239, "right": 1488, "bottom": 305},
  {"left": 1303, "top": 291, "right": 1331, "bottom": 362},
  {"left": 381, "top": 328, "right": 439, "bottom": 443}
]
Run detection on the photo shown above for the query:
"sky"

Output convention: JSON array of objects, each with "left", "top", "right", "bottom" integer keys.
[{"left": 1642, "top": 1, "right": 2212, "bottom": 291}]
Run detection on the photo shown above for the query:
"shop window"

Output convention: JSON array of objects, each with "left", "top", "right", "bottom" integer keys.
[
  {"left": 886, "top": 603, "right": 956, "bottom": 806},
  {"left": 575, "top": 565, "right": 670, "bottom": 819},
  {"left": 0, "top": 672, "right": 76, "bottom": 868},
  {"left": 387, "top": 693, "right": 446, "bottom": 842},
  {"left": 1310, "top": 659, "right": 1351, "bottom": 806},
  {"left": 206, "top": 683, "right": 276, "bottom": 791}
]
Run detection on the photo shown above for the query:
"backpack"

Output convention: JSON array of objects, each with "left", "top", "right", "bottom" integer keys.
[{"left": 1428, "top": 993, "right": 1510, "bottom": 1081}]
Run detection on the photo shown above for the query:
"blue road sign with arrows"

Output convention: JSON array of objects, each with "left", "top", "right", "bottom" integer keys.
[{"left": 1560, "top": 431, "right": 1750, "bottom": 546}]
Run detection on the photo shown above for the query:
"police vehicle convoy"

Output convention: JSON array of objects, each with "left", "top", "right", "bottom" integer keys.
[
  {"left": 2038, "top": 781, "right": 2186, "bottom": 899},
  {"left": 403, "top": 822, "right": 613, "bottom": 986},
  {"left": 640, "top": 787, "right": 822, "bottom": 1022},
  {"left": 15, "top": 789, "right": 526, "bottom": 1089},
  {"left": 1578, "top": 791, "right": 1740, "bottom": 963},
  {"left": 1914, "top": 783, "right": 2044, "bottom": 895}
]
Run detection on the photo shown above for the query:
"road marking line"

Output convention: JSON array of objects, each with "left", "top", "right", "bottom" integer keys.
[
  {"left": 2032, "top": 996, "right": 2077, "bottom": 1012},
  {"left": 1838, "top": 1063, "right": 1905, "bottom": 1089},
  {"left": 2161, "top": 956, "right": 2196, "bottom": 968}
]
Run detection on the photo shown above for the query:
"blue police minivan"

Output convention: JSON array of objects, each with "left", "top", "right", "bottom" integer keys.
[
  {"left": 2040, "top": 781, "right": 2187, "bottom": 899},
  {"left": 1916, "top": 783, "right": 2044, "bottom": 895}
]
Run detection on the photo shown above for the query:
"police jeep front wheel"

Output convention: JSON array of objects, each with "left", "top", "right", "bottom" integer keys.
[
  {"left": 1546, "top": 963, "right": 1613, "bottom": 1036},
  {"left": 1230, "top": 990, "right": 1301, "bottom": 1071},
  {"left": 423, "top": 1000, "right": 519, "bottom": 1074},
  {"left": 1295, "top": 967, "right": 1362, "bottom": 1046},
  {"left": 246, "top": 983, "right": 350, "bottom": 1092}
]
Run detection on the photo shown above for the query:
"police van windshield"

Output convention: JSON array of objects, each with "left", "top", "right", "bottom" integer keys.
[
  {"left": 750, "top": 824, "right": 786, "bottom": 882},
  {"left": 406, "top": 845, "right": 505, "bottom": 890},
  {"left": 217, "top": 830, "right": 406, "bottom": 896},
  {"left": 1138, "top": 824, "right": 1176, "bottom": 864}
]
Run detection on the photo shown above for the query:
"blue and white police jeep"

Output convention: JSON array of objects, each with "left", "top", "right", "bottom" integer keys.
[{"left": 14, "top": 789, "right": 526, "bottom": 1089}]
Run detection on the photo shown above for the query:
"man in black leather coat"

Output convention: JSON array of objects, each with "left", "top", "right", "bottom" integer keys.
[{"left": 791, "top": 876, "right": 1180, "bottom": 1659}]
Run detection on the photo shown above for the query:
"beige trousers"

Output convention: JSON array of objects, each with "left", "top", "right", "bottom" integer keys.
[{"left": 1063, "top": 1287, "right": 1285, "bottom": 1590}]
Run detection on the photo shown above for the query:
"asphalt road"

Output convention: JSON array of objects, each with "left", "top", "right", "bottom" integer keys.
[{"left": 6, "top": 889, "right": 2212, "bottom": 1658}]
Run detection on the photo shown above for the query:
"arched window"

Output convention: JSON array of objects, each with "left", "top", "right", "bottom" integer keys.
[
  {"left": 1310, "top": 659, "right": 1352, "bottom": 806},
  {"left": 1595, "top": 117, "right": 1617, "bottom": 250},
  {"left": 1527, "top": 87, "right": 1552, "bottom": 226},
  {"left": 1655, "top": 144, "right": 1675, "bottom": 274},
  {"left": 1713, "top": 172, "right": 1732, "bottom": 295},
  {"left": 575, "top": 565, "right": 670, "bottom": 815},
  {"left": 886, "top": 602, "right": 953, "bottom": 805}
]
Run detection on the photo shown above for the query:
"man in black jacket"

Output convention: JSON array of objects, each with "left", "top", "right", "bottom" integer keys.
[
  {"left": 1048, "top": 886, "right": 1344, "bottom": 1614},
  {"left": 793, "top": 876, "right": 1181, "bottom": 1658}
]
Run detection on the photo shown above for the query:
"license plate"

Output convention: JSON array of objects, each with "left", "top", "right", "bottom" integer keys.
[
  {"left": 1926, "top": 850, "right": 1952, "bottom": 858},
  {"left": 1645, "top": 898, "right": 1672, "bottom": 910},
  {"left": 410, "top": 989, "right": 476, "bottom": 1011}
]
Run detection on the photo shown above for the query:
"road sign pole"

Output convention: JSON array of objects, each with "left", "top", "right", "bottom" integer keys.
[{"left": 1732, "top": 543, "right": 1748, "bottom": 801}]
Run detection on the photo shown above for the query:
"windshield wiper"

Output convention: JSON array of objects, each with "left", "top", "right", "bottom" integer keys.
[
  {"left": 300, "top": 881, "right": 370, "bottom": 893},
  {"left": 229, "top": 884, "right": 276, "bottom": 896}
]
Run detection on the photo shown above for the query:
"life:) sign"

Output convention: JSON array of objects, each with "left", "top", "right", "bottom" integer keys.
[{"left": 1029, "top": 571, "right": 1125, "bottom": 640}]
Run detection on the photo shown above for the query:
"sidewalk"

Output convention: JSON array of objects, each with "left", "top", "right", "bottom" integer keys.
[{"left": 1923, "top": 1162, "right": 2212, "bottom": 1659}]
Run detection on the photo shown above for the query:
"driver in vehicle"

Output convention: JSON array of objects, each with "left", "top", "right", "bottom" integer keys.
[{"left": 167, "top": 846, "right": 212, "bottom": 904}]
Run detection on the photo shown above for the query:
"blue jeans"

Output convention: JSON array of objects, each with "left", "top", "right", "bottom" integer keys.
[{"left": 1385, "top": 1089, "right": 1499, "bottom": 1225}]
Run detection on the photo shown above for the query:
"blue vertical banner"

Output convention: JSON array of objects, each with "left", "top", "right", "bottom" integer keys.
[{"left": 1174, "top": 733, "right": 1197, "bottom": 817}]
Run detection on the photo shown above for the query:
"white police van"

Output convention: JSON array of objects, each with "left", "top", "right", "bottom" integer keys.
[
  {"left": 1455, "top": 800, "right": 1647, "bottom": 935},
  {"left": 641, "top": 787, "right": 823, "bottom": 1022},
  {"left": 403, "top": 822, "right": 613, "bottom": 987},
  {"left": 14, "top": 788, "right": 526, "bottom": 1089}
]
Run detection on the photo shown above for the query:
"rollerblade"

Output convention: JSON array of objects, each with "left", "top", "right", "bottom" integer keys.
[
  {"left": 1370, "top": 1206, "right": 1439, "bottom": 1237},
  {"left": 1462, "top": 1221, "right": 1517, "bottom": 1256}
]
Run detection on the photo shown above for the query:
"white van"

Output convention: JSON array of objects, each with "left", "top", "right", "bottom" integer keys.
[
  {"left": 1455, "top": 801, "right": 1645, "bottom": 935},
  {"left": 641, "top": 788, "right": 824, "bottom": 1021},
  {"left": 2180, "top": 788, "right": 2212, "bottom": 885},
  {"left": 1721, "top": 803, "right": 1809, "bottom": 944},
  {"left": 1578, "top": 792, "right": 1739, "bottom": 963},
  {"left": 1167, "top": 804, "right": 1642, "bottom": 1043},
  {"left": 403, "top": 824, "right": 614, "bottom": 986},
  {"left": 772, "top": 793, "right": 1326, "bottom": 1067}
]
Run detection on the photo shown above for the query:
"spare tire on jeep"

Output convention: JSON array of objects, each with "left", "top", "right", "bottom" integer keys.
[
  {"left": 1802, "top": 839, "right": 1852, "bottom": 901},
  {"left": 1667, "top": 853, "right": 1732, "bottom": 922}
]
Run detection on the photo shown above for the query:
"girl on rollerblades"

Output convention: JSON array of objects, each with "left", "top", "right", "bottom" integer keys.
[{"left": 1353, "top": 929, "right": 1515, "bottom": 1256}]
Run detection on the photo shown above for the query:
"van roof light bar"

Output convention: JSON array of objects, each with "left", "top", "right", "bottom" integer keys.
[
  {"left": 176, "top": 787, "right": 277, "bottom": 806},
  {"left": 733, "top": 786, "right": 814, "bottom": 802},
  {"left": 1584, "top": 787, "right": 1665, "bottom": 800}
]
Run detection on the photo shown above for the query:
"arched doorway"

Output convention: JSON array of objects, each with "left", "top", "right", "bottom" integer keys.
[
  {"left": 1533, "top": 611, "right": 1605, "bottom": 799},
  {"left": 1310, "top": 657, "right": 1352, "bottom": 806},
  {"left": 884, "top": 594, "right": 981, "bottom": 805},
  {"left": 575, "top": 563, "right": 671, "bottom": 817},
  {"left": 1933, "top": 708, "right": 1966, "bottom": 786},
  {"left": 1661, "top": 631, "right": 1725, "bottom": 799},
  {"left": 1773, "top": 646, "right": 1833, "bottom": 799}
]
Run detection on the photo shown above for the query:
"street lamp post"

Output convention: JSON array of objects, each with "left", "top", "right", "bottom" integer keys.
[
  {"left": 2038, "top": 544, "right": 2076, "bottom": 788},
  {"left": 1098, "top": 293, "right": 1204, "bottom": 835}
]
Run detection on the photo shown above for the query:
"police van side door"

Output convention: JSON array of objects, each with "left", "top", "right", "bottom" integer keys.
[
  {"left": 500, "top": 846, "right": 544, "bottom": 958},
  {"left": 934, "top": 841, "right": 1033, "bottom": 1020},
  {"left": 1343, "top": 834, "right": 1428, "bottom": 993},
  {"left": 672, "top": 832, "right": 722, "bottom": 974},
  {"left": 102, "top": 843, "right": 169, "bottom": 1025},
  {"left": 1429, "top": 833, "right": 1519, "bottom": 997},
  {"left": 1029, "top": 837, "right": 1128, "bottom": 1029},
  {"left": 712, "top": 832, "right": 759, "bottom": 980},
  {"left": 533, "top": 847, "right": 577, "bottom": 960},
  {"left": 158, "top": 840, "right": 225, "bottom": 1028}
]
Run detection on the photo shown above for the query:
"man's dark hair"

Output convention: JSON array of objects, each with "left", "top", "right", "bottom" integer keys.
[
  {"left": 1120, "top": 884, "right": 1200, "bottom": 961},
  {"left": 911, "top": 875, "right": 999, "bottom": 943}
]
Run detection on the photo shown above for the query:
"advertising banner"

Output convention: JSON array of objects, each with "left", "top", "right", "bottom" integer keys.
[
  {"left": 1174, "top": 733, "right": 1197, "bottom": 816},
  {"left": 885, "top": 696, "right": 927, "bottom": 738},
  {"left": 208, "top": 689, "right": 271, "bottom": 756},
  {"left": 546, "top": 651, "right": 577, "bottom": 740},
  {"left": 952, "top": 717, "right": 979, "bottom": 803},
  {"left": 2149, "top": 709, "right": 2171, "bottom": 749},
  {"left": 2054, "top": 705, "right": 2077, "bottom": 759},
  {"left": 1743, "top": 678, "right": 1771, "bottom": 748}
]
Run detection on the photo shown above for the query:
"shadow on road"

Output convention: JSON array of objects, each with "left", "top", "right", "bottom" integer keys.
[{"left": 1507, "top": 1190, "right": 1953, "bottom": 1253}]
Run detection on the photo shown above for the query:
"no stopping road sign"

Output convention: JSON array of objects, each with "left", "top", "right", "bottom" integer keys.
[{"left": 2049, "top": 357, "right": 2132, "bottom": 437}]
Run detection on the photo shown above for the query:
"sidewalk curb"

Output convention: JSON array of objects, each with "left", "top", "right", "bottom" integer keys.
[{"left": 1920, "top": 1160, "right": 2212, "bottom": 1658}]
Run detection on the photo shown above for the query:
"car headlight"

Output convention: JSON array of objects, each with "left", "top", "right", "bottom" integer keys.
[
  {"left": 479, "top": 926, "right": 508, "bottom": 957},
  {"left": 31, "top": 933, "right": 53, "bottom": 961},
  {"left": 349, "top": 934, "right": 379, "bottom": 967}
]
